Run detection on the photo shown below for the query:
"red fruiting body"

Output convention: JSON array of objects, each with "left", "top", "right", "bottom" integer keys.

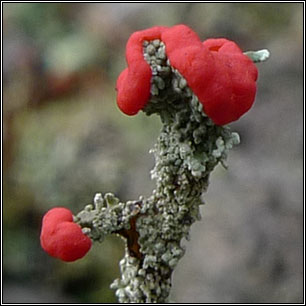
[
  {"left": 116, "top": 26, "right": 168, "bottom": 115},
  {"left": 201, "top": 38, "right": 258, "bottom": 125},
  {"left": 116, "top": 24, "right": 258, "bottom": 125},
  {"left": 40, "top": 207, "right": 92, "bottom": 262}
]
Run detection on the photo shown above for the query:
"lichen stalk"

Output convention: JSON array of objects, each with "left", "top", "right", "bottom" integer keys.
[{"left": 75, "top": 39, "right": 240, "bottom": 303}]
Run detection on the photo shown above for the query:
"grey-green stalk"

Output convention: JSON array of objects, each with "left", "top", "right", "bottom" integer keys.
[{"left": 75, "top": 40, "right": 268, "bottom": 303}]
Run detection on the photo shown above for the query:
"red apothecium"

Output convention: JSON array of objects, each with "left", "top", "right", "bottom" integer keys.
[
  {"left": 40, "top": 207, "right": 92, "bottom": 262},
  {"left": 116, "top": 26, "right": 167, "bottom": 115},
  {"left": 116, "top": 24, "right": 258, "bottom": 125}
]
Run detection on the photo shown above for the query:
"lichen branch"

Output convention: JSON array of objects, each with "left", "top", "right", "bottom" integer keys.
[
  {"left": 40, "top": 24, "right": 269, "bottom": 303},
  {"left": 76, "top": 39, "right": 240, "bottom": 303}
]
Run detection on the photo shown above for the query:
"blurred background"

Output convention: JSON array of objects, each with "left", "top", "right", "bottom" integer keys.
[{"left": 2, "top": 3, "right": 303, "bottom": 303}]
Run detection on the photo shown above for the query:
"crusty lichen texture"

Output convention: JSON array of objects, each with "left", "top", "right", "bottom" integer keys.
[{"left": 75, "top": 39, "right": 240, "bottom": 303}]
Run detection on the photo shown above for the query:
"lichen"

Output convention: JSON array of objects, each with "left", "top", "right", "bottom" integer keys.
[{"left": 75, "top": 39, "right": 240, "bottom": 303}]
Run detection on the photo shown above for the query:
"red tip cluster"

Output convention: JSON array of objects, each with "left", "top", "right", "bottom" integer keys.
[
  {"left": 40, "top": 207, "right": 92, "bottom": 262},
  {"left": 116, "top": 24, "right": 258, "bottom": 125}
]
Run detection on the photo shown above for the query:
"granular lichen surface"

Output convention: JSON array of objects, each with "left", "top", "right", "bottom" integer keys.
[
  {"left": 76, "top": 38, "right": 240, "bottom": 303},
  {"left": 40, "top": 24, "right": 269, "bottom": 303}
]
